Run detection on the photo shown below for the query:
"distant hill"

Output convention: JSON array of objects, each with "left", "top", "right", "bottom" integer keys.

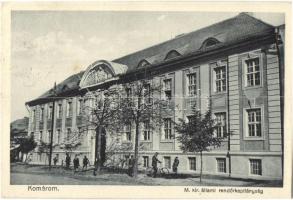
[{"left": 11, "top": 117, "right": 29, "bottom": 138}]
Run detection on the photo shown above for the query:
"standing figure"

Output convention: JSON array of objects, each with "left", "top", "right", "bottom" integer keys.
[
  {"left": 128, "top": 155, "right": 134, "bottom": 177},
  {"left": 65, "top": 153, "right": 71, "bottom": 169},
  {"left": 53, "top": 154, "right": 58, "bottom": 166},
  {"left": 82, "top": 155, "right": 90, "bottom": 170},
  {"left": 73, "top": 155, "right": 80, "bottom": 173},
  {"left": 151, "top": 152, "right": 161, "bottom": 178},
  {"left": 172, "top": 157, "right": 179, "bottom": 174}
]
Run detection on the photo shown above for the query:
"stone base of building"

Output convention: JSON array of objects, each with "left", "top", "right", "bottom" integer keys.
[{"left": 27, "top": 150, "right": 282, "bottom": 181}]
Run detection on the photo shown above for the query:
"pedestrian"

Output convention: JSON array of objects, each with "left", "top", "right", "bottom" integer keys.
[
  {"left": 53, "top": 154, "right": 58, "bottom": 166},
  {"left": 128, "top": 155, "right": 134, "bottom": 177},
  {"left": 73, "top": 155, "right": 80, "bottom": 173},
  {"left": 152, "top": 152, "right": 161, "bottom": 178},
  {"left": 82, "top": 155, "right": 89, "bottom": 171},
  {"left": 172, "top": 157, "right": 179, "bottom": 174},
  {"left": 65, "top": 153, "right": 71, "bottom": 169}
]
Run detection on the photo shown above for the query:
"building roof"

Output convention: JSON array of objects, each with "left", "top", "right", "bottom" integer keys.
[
  {"left": 27, "top": 13, "right": 275, "bottom": 105},
  {"left": 113, "top": 12, "right": 274, "bottom": 72}
]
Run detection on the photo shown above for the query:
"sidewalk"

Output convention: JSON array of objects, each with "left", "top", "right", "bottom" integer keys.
[{"left": 10, "top": 163, "right": 282, "bottom": 186}]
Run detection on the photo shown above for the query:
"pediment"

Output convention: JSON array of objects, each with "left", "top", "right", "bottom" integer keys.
[{"left": 79, "top": 60, "right": 128, "bottom": 89}]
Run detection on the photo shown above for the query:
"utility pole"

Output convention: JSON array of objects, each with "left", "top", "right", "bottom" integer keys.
[{"left": 48, "top": 82, "right": 56, "bottom": 170}]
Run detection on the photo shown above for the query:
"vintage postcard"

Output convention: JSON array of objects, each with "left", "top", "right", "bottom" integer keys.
[{"left": 1, "top": 1, "right": 292, "bottom": 199}]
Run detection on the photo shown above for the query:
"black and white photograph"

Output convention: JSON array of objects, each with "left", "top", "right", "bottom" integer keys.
[{"left": 2, "top": 2, "right": 291, "bottom": 199}]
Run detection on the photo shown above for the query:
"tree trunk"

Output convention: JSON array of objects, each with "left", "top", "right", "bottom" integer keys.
[
  {"left": 94, "top": 126, "right": 103, "bottom": 174},
  {"left": 132, "top": 122, "right": 140, "bottom": 178},
  {"left": 200, "top": 151, "right": 203, "bottom": 183}
]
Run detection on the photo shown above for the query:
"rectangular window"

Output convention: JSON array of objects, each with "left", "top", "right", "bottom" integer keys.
[
  {"left": 48, "top": 130, "right": 52, "bottom": 142},
  {"left": 143, "top": 121, "right": 151, "bottom": 141},
  {"left": 66, "top": 128, "right": 71, "bottom": 141},
  {"left": 245, "top": 58, "right": 260, "bottom": 87},
  {"left": 66, "top": 101, "right": 72, "bottom": 118},
  {"left": 163, "top": 118, "right": 172, "bottom": 140},
  {"left": 143, "top": 156, "right": 149, "bottom": 168},
  {"left": 250, "top": 159, "right": 262, "bottom": 175},
  {"left": 77, "top": 99, "right": 82, "bottom": 115},
  {"left": 56, "top": 129, "right": 61, "bottom": 144},
  {"left": 187, "top": 73, "right": 197, "bottom": 96},
  {"left": 164, "top": 156, "right": 171, "bottom": 169},
  {"left": 125, "top": 123, "right": 131, "bottom": 141},
  {"left": 56, "top": 103, "right": 62, "bottom": 119},
  {"left": 247, "top": 109, "right": 262, "bottom": 137},
  {"left": 40, "top": 107, "right": 44, "bottom": 122},
  {"left": 163, "top": 79, "right": 172, "bottom": 101},
  {"left": 188, "top": 157, "right": 196, "bottom": 171},
  {"left": 214, "top": 66, "right": 226, "bottom": 92},
  {"left": 217, "top": 158, "right": 226, "bottom": 173},
  {"left": 39, "top": 131, "right": 43, "bottom": 141},
  {"left": 126, "top": 88, "right": 132, "bottom": 99},
  {"left": 144, "top": 83, "right": 152, "bottom": 104},
  {"left": 48, "top": 106, "right": 53, "bottom": 119},
  {"left": 31, "top": 109, "right": 36, "bottom": 122},
  {"left": 215, "top": 112, "right": 227, "bottom": 138}
]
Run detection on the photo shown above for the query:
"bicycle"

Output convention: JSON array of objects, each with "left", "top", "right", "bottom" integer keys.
[{"left": 145, "top": 163, "right": 169, "bottom": 177}]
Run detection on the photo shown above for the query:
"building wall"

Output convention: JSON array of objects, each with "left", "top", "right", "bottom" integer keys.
[{"left": 27, "top": 44, "right": 283, "bottom": 180}]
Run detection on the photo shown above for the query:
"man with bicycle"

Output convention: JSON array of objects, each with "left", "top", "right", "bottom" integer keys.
[{"left": 152, "top": 152, "right": 161, "bottom": 178}]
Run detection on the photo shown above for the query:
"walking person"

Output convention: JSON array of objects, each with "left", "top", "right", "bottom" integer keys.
[
  {"left": 172, "top": 157, "right": 179, "bottom": 175},
  {"left": 73, "top": 155, "right": 80, "bottom": 173},
  {"left": 65, "top": 153, "right": 71, "bottom": 169},
  {"left": 82, "top": 155, "right": 89, "bottom": 171},
  {"left": 152, "top": 152, "right": 161, "bottom": 178}
]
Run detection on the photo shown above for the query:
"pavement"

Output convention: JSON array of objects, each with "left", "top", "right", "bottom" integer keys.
[{"left": 10, "top": 163, "right": 282, "bottom": 186}]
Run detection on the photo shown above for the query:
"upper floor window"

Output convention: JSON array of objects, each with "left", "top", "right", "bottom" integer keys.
[
  {"left": 247, "top": 108, "right": 262, "bottom": 137},
  {"left": 77, "top": 99, "right": 82, "bottom": 115},
  {"left": 214, "top": 66, "right": 226, "bottom": 92},
  {"left": 245, "top": 57, "right": 260, "bottom": 87},
  {"left": 187, "top": 73, "right": 197, "bottom": 96},
  {"left": 125, "top": 123, "right": 132, "bottom": 141},
  {"left": 66, "top": 128, "right": 71, "bottom": 141},
  {"left": 39, "top": 131, "right": 43, "bottom": 141},
  {"left": 143, "top": 120, "right": 151, "bottom": 141},
  {"left": 163, "top": 79, "right": 172, "bottom": 101},
  {"left": 215, "top": 112, "right": 227, "bottom": 138},
  {"left": 143, "top": 83, "right": 152, "bottom": 104},
  {"left": 56, "top": 129, "right": 61, "bottom": 144},
  {"left": 126, "top": 88, "right": 132, "bottom": 99},
  {"left": 56, "top": 103, "right": 62, "bottom": 119},
  {"left": 163, "top": 118, "right": 172, "bottom": 140},
  {"left": 48, "top": 106, "right": 53, "bottom": 119},
  {"left": 66, "top": 100, "right": 72, "bottom": 118},
  {"left": 48, "top": 130, "right": 52, "bottom": 142},
  {"left": 39, "top": 107, "right": 44, "bottom": 122},
  {"left": 31, "top": 109, "right": 36, "bottom": 122}
]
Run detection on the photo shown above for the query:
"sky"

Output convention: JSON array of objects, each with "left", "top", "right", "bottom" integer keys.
[{"left": 11, "top": 11, "right": 285, "bottom": 121}]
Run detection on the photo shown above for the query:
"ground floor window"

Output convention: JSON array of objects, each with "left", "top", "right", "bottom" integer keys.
[
  {"left": 216, "top": 158, "right": 226, "bottom": 173},
  {"left": 143, "top": 156, "right": 149, "bottom": 168},
  {"left": 250, "top": 159, "right": 262, "bottom": 175},
  {"left": 164, "top": 156, "right": 171, "bottom": 169},
  {"left": 188, "top": 157, "right": 196, "bottom": 171}
]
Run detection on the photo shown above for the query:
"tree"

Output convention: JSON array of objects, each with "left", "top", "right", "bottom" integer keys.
[
  {"left": 174, "top": 108, "right": 227, "bottom": 182},
  {"left": 18, "top": 135, "right": 37, "bottom": 162},
  {"left": 82, "top": 86, "right": 122, "bottom": 174},
  {"left": 119, "top": 79, "right": 169, "bottom": 178}
]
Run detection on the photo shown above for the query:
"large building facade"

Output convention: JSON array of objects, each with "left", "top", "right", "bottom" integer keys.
[{"left": 26, "top": 13, "right": 284, "bottom": 180}]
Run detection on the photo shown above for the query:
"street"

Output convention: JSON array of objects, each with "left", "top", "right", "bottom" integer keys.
[{"left": 10, "top": 163, "right": 282, "bottom": 186}]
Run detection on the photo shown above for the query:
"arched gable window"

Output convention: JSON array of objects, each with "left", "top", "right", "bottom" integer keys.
[
  {"left": 201, "top": 38, "right": 220, "bottom": 49},
  {"left": 137, "top": 59, "right": 151, "bottom": 68},
  {"left": 165, "top": 50, "right": 181, "bottom": 60}
]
